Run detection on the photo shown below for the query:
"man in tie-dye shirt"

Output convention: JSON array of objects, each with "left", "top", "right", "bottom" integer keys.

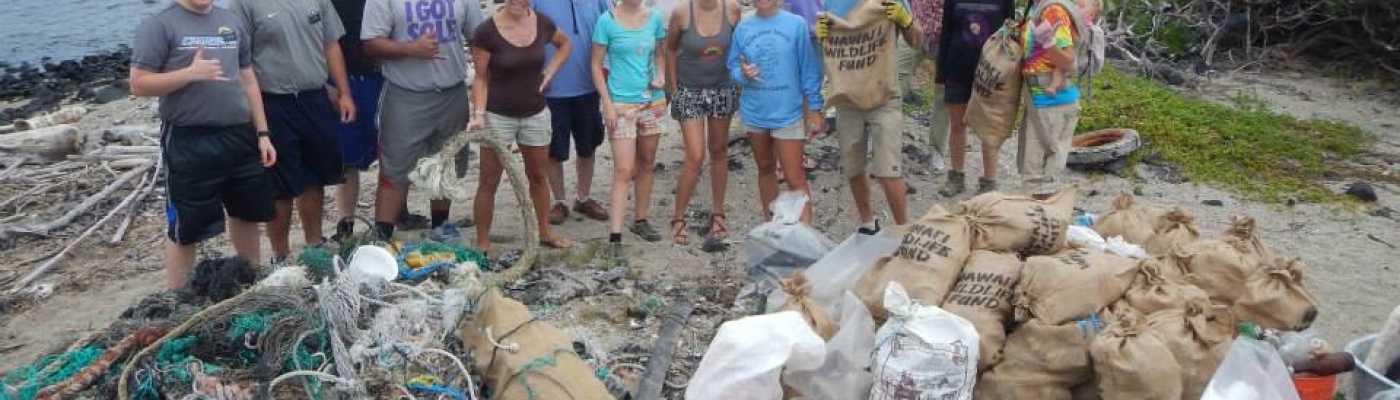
[{"left": 1017, "top": 0, "right": 1080, "bottom": 194}]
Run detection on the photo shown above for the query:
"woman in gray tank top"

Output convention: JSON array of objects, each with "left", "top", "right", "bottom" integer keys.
[{"left": 663, "top": 0, "right": 741, "bottom": 245}]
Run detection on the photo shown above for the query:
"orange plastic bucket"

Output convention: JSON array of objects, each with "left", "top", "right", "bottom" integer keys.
[{"left": 1293, "top": 374, "right": 1338, "bottom": 400}]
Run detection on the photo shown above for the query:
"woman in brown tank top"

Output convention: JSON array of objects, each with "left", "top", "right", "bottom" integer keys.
[
  {"left": 662, "top": 0, "right": 742, "bottom": 245},
  {"left": 467, "top": 0, "right": 575, "bottom": 251}
]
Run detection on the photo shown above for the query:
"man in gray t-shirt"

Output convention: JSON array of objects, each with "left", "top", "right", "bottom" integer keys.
[
  {"left": 360, "top": 0, "right": 483, "bottom": 241},
  {"left": 231, "top": 0, "right": 354, "bottom": 261},
  {"left": 130, "top": 0, "right": 279, "bottom": 290}
]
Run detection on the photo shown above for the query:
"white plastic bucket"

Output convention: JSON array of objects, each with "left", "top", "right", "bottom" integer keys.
[{"left": 1345, "top": 334, "right": 1400, "bottom": 400}]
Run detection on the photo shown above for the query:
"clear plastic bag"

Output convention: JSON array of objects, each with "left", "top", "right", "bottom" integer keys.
[
  {"left": 1200, "top": 338, "right": 1302, "bottom": 400},
  {"left": 767, "top": 231, "right": 902, "bottom": 315},
  {"left": 1068, "top": 225, "right": 1108, "bottom": 252},
  {"left": 1105, "top": 235, "right": 1150, "bottom": 259},
  {"left": 685, "top": 311, "right": 827, "bottom": 400},
  {"left": 784, "top": 292, "right": 878, "bottom": 400},
  {"left": 746, "top": 192, "right": 837, "bottom": 284}
]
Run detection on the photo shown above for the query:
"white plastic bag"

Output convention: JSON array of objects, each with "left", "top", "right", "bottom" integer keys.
[
  {"left": 1200, "top": 338, "right": 1302, "bottom": 400},
  {"left": 767, "top": 231, "right": 902, "bottom": 315},
  {"left": 686, "top": 311, "right": 827, "bottom": 400},
  {"left": 785, "top": 292, "right": 878, "bottom": 400},
  {"left": 1105, "top": 236, "right": 1150, "bottom": 259},
  {"left": 747, "top": 192, "right": 837, "bottom": 282},
  {"left": 1068, "top": 225, "right": 1108, "bottom": 253},
  {"left": 870, "top": 282, "right": 979, "bottom": 400}
]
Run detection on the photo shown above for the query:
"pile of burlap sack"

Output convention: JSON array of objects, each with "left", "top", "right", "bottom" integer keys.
[{"left": 764, "top": 190, "right": 1321, "bottom": 400}]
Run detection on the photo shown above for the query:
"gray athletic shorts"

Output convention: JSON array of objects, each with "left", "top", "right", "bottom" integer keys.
[{"left": 377, "top": 82, "right": 473, "bottom": 189}]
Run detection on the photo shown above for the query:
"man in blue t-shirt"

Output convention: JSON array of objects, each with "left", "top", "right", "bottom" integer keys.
[{"left": 535, "top": 0, "right": 614, "bottom": 226}]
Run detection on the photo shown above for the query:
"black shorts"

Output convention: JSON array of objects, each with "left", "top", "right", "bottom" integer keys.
[
  {"left": 546, "top": 92, "right": 606, "bottom": 162},
  {"left": 162, "top": 123, "right": 276, "bottom": 245},
  {"left": 936, "top": 47, "right": 980, "bottom": 103},
  {"left": 264, "top": 89, "right": 344, "bottom": 199}
]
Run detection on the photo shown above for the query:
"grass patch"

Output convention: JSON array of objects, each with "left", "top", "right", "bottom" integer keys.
[{"left": 1079, "top": 68, "right": 1374, "bottom": 202}]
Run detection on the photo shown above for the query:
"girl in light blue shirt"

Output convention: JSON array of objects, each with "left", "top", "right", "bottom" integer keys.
[{"left": 592, "top": 0, "right": 669, "bottom": 245}]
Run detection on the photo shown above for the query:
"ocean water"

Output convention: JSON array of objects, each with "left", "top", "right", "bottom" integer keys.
[{"left": 0, "top": 0, "right": 229, "bottom": 64}]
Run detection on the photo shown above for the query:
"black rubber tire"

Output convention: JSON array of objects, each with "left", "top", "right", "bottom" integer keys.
[{"left": 1068, "top": 128, "right": 1141, "bottom": 166}]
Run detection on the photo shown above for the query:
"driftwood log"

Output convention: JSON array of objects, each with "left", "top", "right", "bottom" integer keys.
[{"left": 0, "top": 124, "right": 88, "bottom": 163}]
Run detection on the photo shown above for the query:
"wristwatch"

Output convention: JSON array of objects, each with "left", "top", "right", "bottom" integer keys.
[{"left": 257, "top": 130, "right": 271, "bottom": 138}]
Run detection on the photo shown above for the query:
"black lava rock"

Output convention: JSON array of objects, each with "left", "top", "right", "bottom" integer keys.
[
  {"left": 1345, "top": 181, "right": 1379, "bottom": 202},
  {"left": 1202, "top": 200, "right": 1224, "bottom": 207}
]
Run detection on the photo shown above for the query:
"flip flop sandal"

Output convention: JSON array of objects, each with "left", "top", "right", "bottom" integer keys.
[
  {"left": 708, "top": 213, "right": 730, "bottom": 240},
  {"left": 671, "top": 218, "right": 691, "bottom": 245}
]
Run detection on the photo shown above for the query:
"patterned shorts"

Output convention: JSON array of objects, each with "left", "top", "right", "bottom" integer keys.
[
  {"left": 670, "top": 85, "right": 739, "bottom": 120},
  {"left": 610, "top": 99, "right": 667, "bottom": 140}
]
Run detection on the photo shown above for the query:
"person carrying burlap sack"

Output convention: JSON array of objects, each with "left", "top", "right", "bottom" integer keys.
[
  {"left": 933, "top": 0, "right": 1016, "bottom": 197},
  {"left": 461, "top": 288, "right": 616, "bottom": 400},
  {"left": 854, "top": 205, "right": 974, "bottom": 320},
  {"left": 814, "top": 0, "right": 923, "bottom": 235},
  {"left": 1090, "top": 307, "right": 1183, "bottom": 400}
]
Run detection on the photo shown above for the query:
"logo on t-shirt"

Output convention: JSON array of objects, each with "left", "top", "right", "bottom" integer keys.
[
  {"left": 182, "top": 27, "right": 240, "bottom": 50},
  {"left": 700, "top": 42, "right": 724, "bottom": 61},
  {"left": 404, "top": 0, "right": 461, "bottom": 43}
]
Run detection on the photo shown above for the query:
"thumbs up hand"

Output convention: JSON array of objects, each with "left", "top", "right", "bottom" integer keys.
[
  {"left": 411, "top": 26, "right": 443, "bottom": 60},
  {"left": 185, "top": 46, "right": 230, "bottom": 82}
]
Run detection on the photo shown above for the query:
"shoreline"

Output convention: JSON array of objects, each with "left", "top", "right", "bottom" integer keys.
[{"left": 0, "top": 46, "right": 134, "bottom": 124}]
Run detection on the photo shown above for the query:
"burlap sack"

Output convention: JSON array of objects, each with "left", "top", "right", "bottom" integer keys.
[
  {"left": 821, "top": 0, "right": 898, "bottom": 111},
  {"left": 854, "top": 205, "right": 974, "bottom": 321},
  {"left": 1143, "top": 207, "right": 1201, "bottom": 255},
  {"left": 941, "top": 250, "right": 1023, "bottom": 371},
  {"left": 1234, "top": 257, "right": 1321, "bottom": 331},
  {"left": 1175, "top": 237, "right": 1257, "bottom": 304},
  {"left": 957, "top": 188, "right": 1076, "bottom": 256},
  {"left": 966, "top": 24, "right": 1024, "bottom": 149},
  {"left": 973, "top": 319, "right": 1096, "bottom": 400},
  {"left": 1122, "top": 257, "right": 1210, "bottom": 315},
  {"left": 779, "top": 271, "right": 838, "bottom": 340},
  {"left": 1221, "top": 215, "right": 1272, "bottom": 266},
  {"left": 1015, "top": 249, "right": 1139, "bottom": 325},
  {"left": 1144, "top": 302, "right": 1235, "bottom": 400},
  {"left": 1090, "top": 308, "right": 1183, "bottom": 400},
  {"left": 1091, "top": 193, "right": 1168, "bottom": 245},
  {"left": 461, "top": 289, "right": 616, "bottom": 400}
]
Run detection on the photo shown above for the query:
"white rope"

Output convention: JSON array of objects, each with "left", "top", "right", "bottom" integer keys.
[
  {"left": 408, "top": 132, "right": 474, "bottom": 201},
  {"left": 267, "top": 370, "right": 352, "bottom": 396},
  {"left": 483, "top": 326, "right": 521, "bottom": 353}
]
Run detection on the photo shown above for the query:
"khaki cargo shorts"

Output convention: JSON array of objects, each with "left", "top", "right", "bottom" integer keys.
[
  {"left": 836, "top": 98, "right": 904, "bottom": 178},
  {"left": 486, "top": 109, "right": 552, "bottom": 147}
]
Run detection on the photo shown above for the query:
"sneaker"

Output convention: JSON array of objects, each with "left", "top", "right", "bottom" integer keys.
[
  {"left": 397, "top": 212, "right": 430, "bottom": 230},
  {"left": 574, "top": 199, "right": 609, "bottom": 221},
  {"left": 548, "top": 203, "right": 569, "bottom": 225},
  {"left": 331, "top": 218, "right": 355, "bottom": 243},
  {"left": 630, "top": 220, "right": 663, "bottom": 242},
  {"left": 428, "top": 223, "right": 463, "bottom": 243},
  {"left": 857, "top": 219, "right": 883, "bottom": 236},
  {"left": 977, "top": 178, "right": 998, "bottom": 194},
  {"left": 938, "top": 170, "right": 966, "bottom": 198}
]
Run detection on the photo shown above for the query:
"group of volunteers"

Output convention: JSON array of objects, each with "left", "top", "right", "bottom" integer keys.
[{"left": 130, "top": 0, "right": 1095, "bottom": 290}]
